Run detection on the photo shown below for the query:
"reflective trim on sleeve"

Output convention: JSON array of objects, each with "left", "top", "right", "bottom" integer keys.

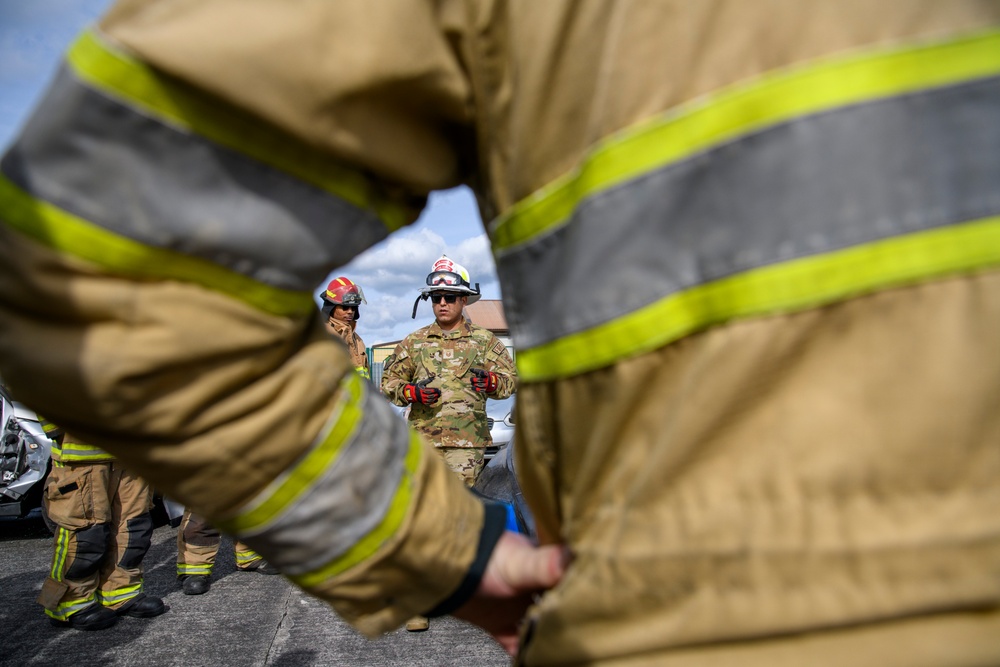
[
  {"left": 0, "top": 174, "right": 315, "bottom": 318},
  {"left": 217, "top": 373, "right": 421, "bottom": 581},
  {"left": 491, "top": 29, "right": 1000, "bottom": 251},
  {"left": 68, "top": 29, "right": 411, "bottom": 232},
  {"left": 517, "top": 216, "right": 1000, "bottom": 381},
  {"left": 493, "top": 30, "right": 1000, "bottom": 382},
  {"left": 0, "top": 64, "right": 388, "bottom": 311}
]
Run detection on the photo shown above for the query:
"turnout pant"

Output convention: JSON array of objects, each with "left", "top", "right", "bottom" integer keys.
[
  {"left": 176, "top": 508, "right": 263, "bottom": 577},
  {"left": 38, "top": 461, "right": 153, "bottom": 620}
]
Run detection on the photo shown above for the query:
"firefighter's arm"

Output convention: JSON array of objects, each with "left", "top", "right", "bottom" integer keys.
[{"left": 0, "top": 0, "right": 510, "bottom": 638}]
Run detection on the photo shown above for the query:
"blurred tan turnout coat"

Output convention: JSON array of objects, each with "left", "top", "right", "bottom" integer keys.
[
  {"left": 328, "top": 317, "right": 370, "bottom": 379},
  {"left": 1, "top": 2, "right": 999, "bottom": 665}
]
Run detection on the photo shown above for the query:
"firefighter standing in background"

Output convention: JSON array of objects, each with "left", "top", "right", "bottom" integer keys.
[
  {"left": 383, "top": 256, "right": 516, "bottom": 488},
  {"left": 2, "top": 3, "right": 1000, "bottom": 664},
  {"left": 37, "top": 423, "right": 166, "bottom": 630},
  {"left": 381, "top": 256, "right": 516, "bottom": 632},
  {"left": 176, "top": 508, "right": 279, "bottom": 595},
  {"left": 321, "top": 276, "right": 370, "bottom": 380}
]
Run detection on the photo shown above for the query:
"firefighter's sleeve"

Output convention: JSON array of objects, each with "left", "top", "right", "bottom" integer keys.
[
  {"left": 0, "top": 0, "right": 502, "bottom": 636},
  {"left": 380, "top": 345, "right": 418, "bottom": 407}
]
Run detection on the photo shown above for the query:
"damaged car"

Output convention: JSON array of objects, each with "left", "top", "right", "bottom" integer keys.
[{"left": 0, "top": 381, "right": 55, "bottom": 519}]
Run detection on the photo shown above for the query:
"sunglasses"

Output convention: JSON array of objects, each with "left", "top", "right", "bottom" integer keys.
[
  {"left": 334, "top": 304, "right": 358, "bottom": 311},
  {"left": 429, "top": 293, "right": 460, "bottom": 304}
]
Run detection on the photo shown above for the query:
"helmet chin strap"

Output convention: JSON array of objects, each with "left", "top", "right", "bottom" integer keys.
[{"left": 411, "top": 293, "right": 429, "bottom": 319}]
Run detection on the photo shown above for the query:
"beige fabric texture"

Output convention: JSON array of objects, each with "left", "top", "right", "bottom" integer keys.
[{"left": 0, "top": 0, "right": 997, "bottom": 662}]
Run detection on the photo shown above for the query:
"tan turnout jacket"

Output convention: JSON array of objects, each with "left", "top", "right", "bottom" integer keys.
[{"left": 1, "top": 2, "right": 999, "bottom": 664}]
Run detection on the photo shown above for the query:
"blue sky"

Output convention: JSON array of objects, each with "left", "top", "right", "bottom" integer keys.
[{"left": 0, "top": 0, "right": 496, "bottom": 344}]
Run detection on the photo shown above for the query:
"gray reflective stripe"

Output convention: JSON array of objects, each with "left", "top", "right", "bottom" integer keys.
[
  {"left": 237, "top": 385, "right": 409, "bottom": 576},
  {"left": 497, "top": 76, "right": 1000, "bottom": 350},
  {"left": 1, "top": 66, "right": 387, "bottom": 292}
]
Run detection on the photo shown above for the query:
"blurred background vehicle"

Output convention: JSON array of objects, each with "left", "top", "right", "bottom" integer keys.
[
  {"left": 484, "top": 394, "right": 515, "bottom": 461},
  {"left": 0, "top": 380, "right": 54, "bottom": 520}
]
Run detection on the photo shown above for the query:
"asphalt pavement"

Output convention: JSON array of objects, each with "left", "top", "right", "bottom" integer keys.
[{"left": 0, "top": 514, "right": 510, "bottom": 667}]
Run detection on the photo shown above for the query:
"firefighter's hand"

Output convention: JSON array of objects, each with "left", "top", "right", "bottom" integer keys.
[
  {"left": 403, "top": 383, "right": 440, "bottom": 405},
  {"left": 470, "top": 368, "right": 498, "bottom": 393},
  {"left": 452, "top": 532, "right": 568, "bottom": 656}
]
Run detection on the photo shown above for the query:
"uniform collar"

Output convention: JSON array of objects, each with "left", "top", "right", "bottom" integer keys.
[{"left": 428, "top": 318, "right": 473, "bottom": 339}]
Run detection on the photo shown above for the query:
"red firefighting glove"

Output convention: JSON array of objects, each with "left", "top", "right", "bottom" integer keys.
[
  {"left": 403, "top": 378, "right": 441, "bottom": 405},
  {"left": 470, "top": 368, "right": 498, "bottom": 393}
]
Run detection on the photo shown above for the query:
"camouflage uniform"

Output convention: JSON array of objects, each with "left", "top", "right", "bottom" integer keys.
[
  {"left": 328, "top": 317, "right": 370, "bottom": 380},
  {"left": 381, "top": 319, "right": 515, "bottom": 486}
]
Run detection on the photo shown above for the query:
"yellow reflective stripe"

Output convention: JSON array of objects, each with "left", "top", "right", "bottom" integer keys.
[
  {"left": 177, "top": 563, "right": 213, "bottom": 576},
  {"left": 290, "top": 430, "right": 422, "bottom": 588},
  {"left": 235, "top": 550, "right": 261, "bottom": 566},
  {"left": 492, "top": 29, "right": 1000, "bottom": 251},
  {"left": 56, "top": 453, "right": 115, "bottom": 463},
  {"left": 51, "top": 527, "right": 71, "bottom": 579},
  {"left": 219, "top": 373, "right": 365, "bottom": 535},
  {"left": 45, "top": 596, "right": 96, "bottom": 621},
  {"left": 99, "top": 583, "right": 141, "bottom": 604},
  {"left": 67, "top": 30, "right": 410, "bottom": 232},
  {"left": 517, "top": 216, "right": 1000, "bottom": 382},
  {"left": 0, "top": 175, "right": 315, "bottom": 318},
  {"left": 51, "top": 440, "right": 114, "bottom": 462}
]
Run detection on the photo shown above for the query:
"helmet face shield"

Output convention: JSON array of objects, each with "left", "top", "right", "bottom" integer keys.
[
  {"left": 412, "top": 256, "right": 481, "bottom": 317},
  {"left": 323, "top": 277, "right": 365, "bottom": 321},
  {"left": 340, "top": 288, "right": 364, "bottom": 306},
  {"left": 426, "top": 271, "right": 467, "bottom": 288}
]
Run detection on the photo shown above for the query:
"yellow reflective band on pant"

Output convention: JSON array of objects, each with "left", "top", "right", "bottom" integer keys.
[
  {"left": 67, "top": 30, "right": 409, "bottom": 233},
  {"left": 177, "top": 563, "right": 213, "bottom": 576},
  {"left": 491, "top": 29, "right": 1000, "bottom": 251},
  {"left": 289, "top": 429, "right": 422, "bottom": 589},
  {"left": 51, "top": 527, "right": 71, "bottom": 580},
  {"left": 517, "top": 215, "right": 1000, "bottom": 382},
  {"left": 0, "top": 176, "right": 315, "bottom": 319},
  {"left": 46, "top": 596, "right": 97, "bottom": 621},
  {"left": 235, "top": 550, "right": 262, "bottom": 567},
  {"left": 99, "top": 583, "right": 141, "bottom": 606}
]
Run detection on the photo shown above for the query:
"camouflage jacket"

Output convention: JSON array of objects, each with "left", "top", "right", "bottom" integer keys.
[
  {"left": 329, "top": 318, "right": 370, "bottom": 379},
  {"left": 381, "top": 319, "right": 516, "bottom": 448}
]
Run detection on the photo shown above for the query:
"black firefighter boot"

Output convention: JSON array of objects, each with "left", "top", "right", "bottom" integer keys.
[
  {"left": 180, "top": 574, "right": 211, "bottom": 595},
  {"left": 115, "top": 593, "right": 167, "bottom": 618},
  {"left": 49, "top": 603, "right": 119, "bottom": 631}
]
